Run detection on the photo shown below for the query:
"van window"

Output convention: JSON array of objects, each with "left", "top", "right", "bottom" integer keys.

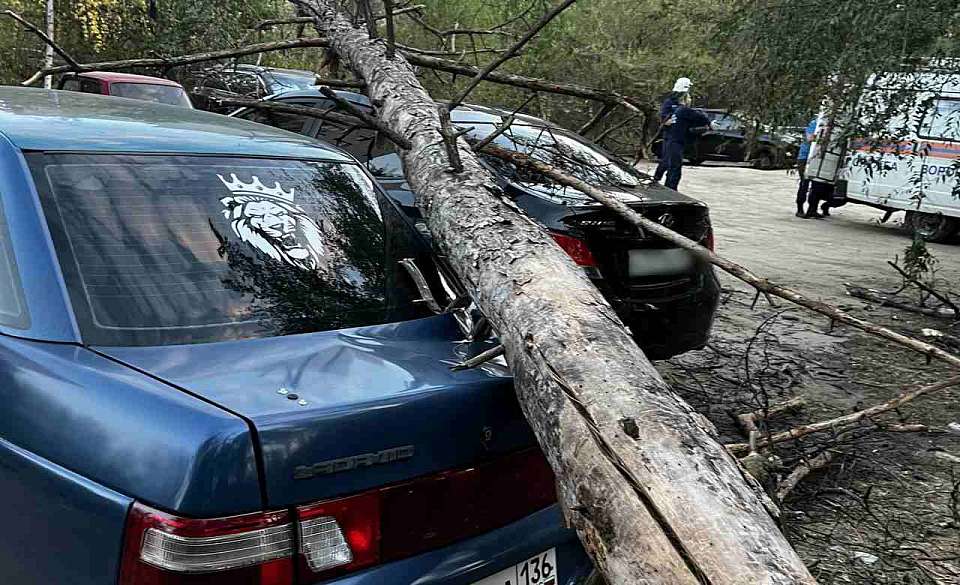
[{"left": 919, "top": 98, "right": 960, "bottom": 142}]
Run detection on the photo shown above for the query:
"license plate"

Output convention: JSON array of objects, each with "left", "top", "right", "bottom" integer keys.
[{"left": 472, "top": 548, "right": 557, "bottom": 585}]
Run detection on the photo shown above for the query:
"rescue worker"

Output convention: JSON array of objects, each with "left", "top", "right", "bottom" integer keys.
[
  {"left": 661, "top": 92, "right": 711, "bottom": 191},
  {"left": 653, "top": 77, "right": 691, "bottom": 183}
]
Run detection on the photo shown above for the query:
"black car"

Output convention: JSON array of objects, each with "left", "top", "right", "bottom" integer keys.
[
  {"left": 232, "top": 90, "right": 720, "bottom": 358},
  {"left": 177, "top": 64, "right": 319, "bottom": 113},
  {"left": 654, "top": 109, "right": 797, "bottom": 169}
]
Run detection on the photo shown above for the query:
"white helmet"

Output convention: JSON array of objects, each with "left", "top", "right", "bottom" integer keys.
[{"left": 672, "top": 77, "right": 692, "bottom": 92}]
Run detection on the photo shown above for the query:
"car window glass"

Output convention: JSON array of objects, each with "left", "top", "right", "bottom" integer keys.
[
  {"left": 30, "top": 154, "right": 439, "bottom": 346},
  {"left": 367, "top": 133, "right": 404, "bottom": 179},
  {"left": 0, "top": 200, "right": 29, "bottom": 329},
  {"left": 79, "top": 78, "right": 102, "bottom": 94},
  {"left": 60, "top": 77, "right": 80, "bottom": 91},
  {"left": 245, "top": 108, "right": 312, "bottom": 134},
  {"left": 111, "top": 83, "right": 192, "bottom": 107},
  {"left": 919, "top": 98, "right": 960, "bottom": 142}
]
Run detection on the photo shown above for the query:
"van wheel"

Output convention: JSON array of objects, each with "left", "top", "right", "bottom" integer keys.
[{"left": 905, "top": 211, "right": 959, "bottom": 243}]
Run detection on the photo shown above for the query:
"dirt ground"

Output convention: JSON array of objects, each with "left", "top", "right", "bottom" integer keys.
[{"left": 642, "top": 163, "right": 960, "bottom": 584}]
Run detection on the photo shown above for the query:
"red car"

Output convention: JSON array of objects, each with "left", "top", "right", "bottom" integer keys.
[{"left": 57, "top": 71, "right": 193, "bottom": 108}]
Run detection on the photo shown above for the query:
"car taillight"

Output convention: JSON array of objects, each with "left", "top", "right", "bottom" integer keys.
[
  {"left": 119, "top": 504, "right": 294, "bottom": 585},
  {"left": 296, "top": 492, "right": 380, "bottom": 579},
  {"left": 550, "top": 232, "right": 598, "bottom": 267},
  {"left": 119, "top": 450, "right": 556, "bottom": 584},
  {"left": 701, "top": 226, "right": 715, "bottom": 251}
]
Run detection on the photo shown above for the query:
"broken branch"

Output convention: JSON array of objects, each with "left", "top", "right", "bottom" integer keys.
[
  {"left": 777, "top": 452, "right": 834, "bottom": 501},
  {"left": 317, "top": 85, "right": 412, "bottom": 149},
  {"left": 1, "top": 9, "right": 79, "bottom": 70},
  {"left": 447, "top": 0, "right": 578, "bottom": 110},
  {"left": 726, "top": 374, "right": 960, "bottom": 455}
]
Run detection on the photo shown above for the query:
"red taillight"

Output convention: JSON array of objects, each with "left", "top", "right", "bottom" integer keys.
[
  {"left": 296, "top": 492, "right": 380, "bottom": 580},
  {"left": 119, "top": 504, "right": 294, "bottom": 585},
  {"left": 119, "top": 450, "right": 556, "bottom": 584},
  {"left": 701, "top": 226, "right": 715, "bottom": 252},
  {"left": 551, "top": 232, "right": 598, "bottom": 267}
]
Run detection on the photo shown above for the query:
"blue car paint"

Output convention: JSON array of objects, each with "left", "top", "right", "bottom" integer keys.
[
  {"left": 0, "top": 86, "right": 594, "bottom": 584},
  {"left": 0, "top": 335, "right": 262, "bottom": 517},
  {"left": 0, "top": 133, "right": 79, "bottom": 342},
  {"left": 0, "top": 437, "right": 132, "bottom": 585},
  {"left": 100, "top": 313, "right": 536, "bottom": 508}
]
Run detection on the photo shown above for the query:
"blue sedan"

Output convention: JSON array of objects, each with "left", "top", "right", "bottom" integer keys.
[{"left": 0, "top": 87, "right": 593, "bottom": 585}]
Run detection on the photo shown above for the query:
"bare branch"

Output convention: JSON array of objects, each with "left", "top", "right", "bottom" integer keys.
[
  {"left": 204, "top": 95, "right": 367, "bottom": 128},
  {"left": 471, "top": 93, "right": 537, "bottom": 152},
  {"left": 593, "top": 113, "right": 640, "bottom": 144},
  {"left": 846, "top": 285, "right": 956, "bottom": 319},
  {"left": 403, "top": 51, "right": 641, "bottom": 112},
  {"left": 887, "top": 260, "right": 959, "bottom": 318},
  {"left": 2, "top": 9, "right": 79, "bottom": 69},
  {"left": 317, "top": 85, "right": 412, "bottom": 149},
  {"left": 725, "top": 374, "right": 960, "bottom": 455},
  {"left": 253, "top": 5, "right": 425, "bottom": 31},
  {"left": 399, "top": 258, "right": 442, "bottom": 314},
  {"left": 438, "top": 105, "right": 465, "bottom": 172},
  {"left": 22, "top": 37, "right": 330, "bottom": 86},
  {"left": 776, "top": 452, "right": 833, "bottom": 501},
  {"left": 311, "top": 75, "right": 365, "bottom": 88},
  {"left": 447, "top": 0, "right": 578, "bottom": 110},
  {"left": 578, "top": 103, "right": 617, "bottom": 136},
  {"left": 451, "top": 344, "right": 505, "bottom": 371},
  {"left": 383, "top": 0, "right": 397, "bottom": 59}
]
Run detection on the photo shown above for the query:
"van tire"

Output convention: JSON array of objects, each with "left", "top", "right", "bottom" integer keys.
[{"left": 904, "top": 211, "right": 959, "bottom": 244}]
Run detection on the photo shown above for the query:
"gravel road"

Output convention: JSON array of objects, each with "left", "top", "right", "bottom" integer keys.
[{"left": 636, "top": 162, "right": 960, "bottom": 300}]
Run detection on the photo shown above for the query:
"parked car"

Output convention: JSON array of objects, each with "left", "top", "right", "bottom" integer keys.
[
  {"left": 232, "top": 89, "right": 720, "bottom": 358},
  {"left": 653, "top": 109, "right": 797, "bottom": 169},
  {"left": 178, "top": 64, "right": 319, "bottom": 112},
  {"left": 57, "top": 71, "right": 193, "bottom": 107},
  {"left": 0, "top": 86, "right": 594, "bottom": 584}
]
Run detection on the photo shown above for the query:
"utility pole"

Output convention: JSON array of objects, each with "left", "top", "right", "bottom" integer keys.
[{"left": 43, "top": 0, "right": 54, "bottom": 89}]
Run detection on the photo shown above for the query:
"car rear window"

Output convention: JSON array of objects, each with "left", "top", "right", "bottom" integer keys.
[
  {"left": 110, "top": 83, "right": 193, "bottom": 107},
  {"left": 28, "top": 154, "right": 439, "bottom": 346}
]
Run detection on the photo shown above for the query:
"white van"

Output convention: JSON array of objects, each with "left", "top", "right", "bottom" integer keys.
[{"left": 806, "top": 69, "right": 960, "bottom": 242}]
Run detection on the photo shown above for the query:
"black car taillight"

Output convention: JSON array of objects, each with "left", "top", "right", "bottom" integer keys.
[{"left": 119, "top": 449, "right": 557, "bottom": 584}]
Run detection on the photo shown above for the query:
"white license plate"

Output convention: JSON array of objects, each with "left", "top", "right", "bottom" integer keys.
[{"left": 472, "top": 548, "right": 558, "bottom": 585}]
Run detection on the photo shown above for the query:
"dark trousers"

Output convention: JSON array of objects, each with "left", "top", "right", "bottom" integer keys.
[
  {"left": 795, "top": 161, "right": 810, "bottom": 211},
  {"left": 657, "top": 141, "right": 684, "bottom": 190}
]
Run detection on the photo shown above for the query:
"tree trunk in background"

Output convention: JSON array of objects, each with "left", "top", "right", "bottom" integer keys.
[
  {"left": 43, "top": 0, "right": 54, "bottom": 89},
  {"left": 292, "top": 1, "right": 817, "bottom": 582}
]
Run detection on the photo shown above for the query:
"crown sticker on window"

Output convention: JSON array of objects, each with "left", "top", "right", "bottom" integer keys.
[{"left": 217, "top": 173, "right": 326, "bottom": 270}]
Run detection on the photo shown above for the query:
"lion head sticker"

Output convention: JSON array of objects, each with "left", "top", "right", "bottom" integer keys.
[{"left": 217, "top": 173, "right": 326, "bottom": 270}]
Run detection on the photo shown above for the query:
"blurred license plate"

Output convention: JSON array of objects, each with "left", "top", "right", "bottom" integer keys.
[{"left": 472, "top": 548, "right": 557, "bottom": 585}]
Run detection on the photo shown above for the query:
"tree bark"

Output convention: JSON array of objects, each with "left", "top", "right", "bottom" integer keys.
[{"left": 291, "top": 1, "right": 816, "bottom": 583}]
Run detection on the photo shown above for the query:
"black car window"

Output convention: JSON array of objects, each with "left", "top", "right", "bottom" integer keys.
[
  {"left": 0, "top": 199, "right": 29, "bottom": 329},
  {"left": 468, "top": 123, "right": 641, "bottom": 188},
  {"left": 79, "top": 78, "right": 102, "bottom": 94},
  {"left": 367, "top": 133, "right": 404, "bottom": 179},
  {"left": 29, "top": 154, "right": 442, "bottom": 346},
  {"left": 242, "top": 106, "right": 314, "bottom": 134},
  {"left": 59, "top": 76, "right": 80, "bottom": 91}
]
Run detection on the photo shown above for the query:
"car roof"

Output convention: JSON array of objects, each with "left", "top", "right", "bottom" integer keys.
[
  {"left": 70, "top": 71, "right": 184, "bottom": 86},
  {"left": 0, "top": 87, "right": 352, "bottom": 161}
]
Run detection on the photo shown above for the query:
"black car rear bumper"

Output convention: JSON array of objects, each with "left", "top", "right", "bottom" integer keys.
[{"left": 598, "top": 266, "right": 720, "bottom": 360}]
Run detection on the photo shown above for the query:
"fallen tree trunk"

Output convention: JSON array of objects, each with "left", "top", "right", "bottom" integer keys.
[{"left": 292, "top": 1, "right": 816, "bottom": 582}]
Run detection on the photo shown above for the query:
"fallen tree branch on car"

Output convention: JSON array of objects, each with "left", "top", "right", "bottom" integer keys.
[
  {"left": 725, "top": 374, "right": 960, "bottom": 456},
  {"left": 291, "top": 0, "right": 817, "bottom": 583},
  {"left": 21, "top": 37, "right": 331, "bottom": 86},
  {"left": 201, "top": 94, "right": 368, "bottom": 126},
  {"left": 478, "top": 144, "right": 960, "bottom": 371},
  {"left": 317, "top": 85, "right": 412, "bottom": 148}
]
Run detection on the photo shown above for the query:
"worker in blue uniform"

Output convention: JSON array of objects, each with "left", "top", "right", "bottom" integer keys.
[
  {"left": 661, "top": 94, "right": 711, "bottom": 191},
  {"left": 652, "top": 77, "right": 691, "bottom": 183}
]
